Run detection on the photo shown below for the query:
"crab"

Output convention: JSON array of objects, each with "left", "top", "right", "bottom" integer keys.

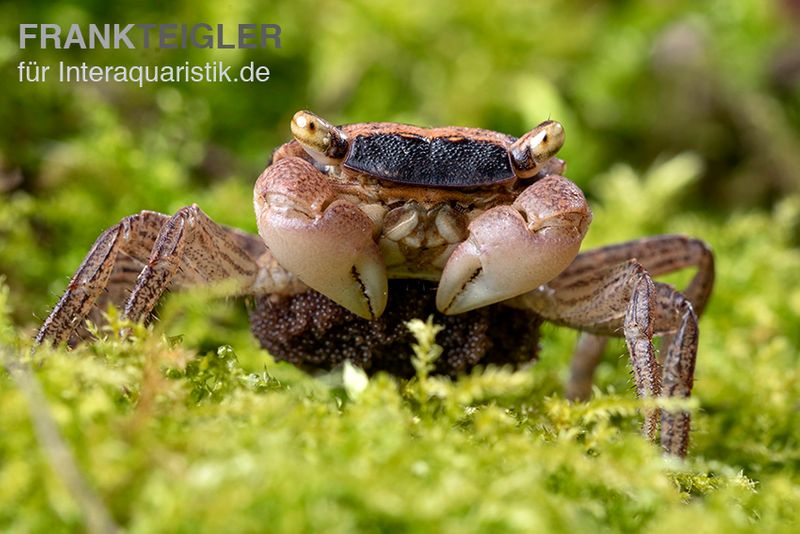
[{"left": 36, "top": 111, "right": 714, "bottom": 457}]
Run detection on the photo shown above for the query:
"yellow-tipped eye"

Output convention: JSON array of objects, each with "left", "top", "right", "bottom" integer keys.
[
  {"left": 510, "top": 120, "right": 566, "bottom": 178},
  {"left": 291, "top": 110, "right": 348, "bottom": 165},
  {"left": 528, "top": 121, "right": 565, "bottom": 162}
]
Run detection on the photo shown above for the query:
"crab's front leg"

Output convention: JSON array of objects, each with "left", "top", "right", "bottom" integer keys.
[
  {"left": 436, "top": 174, "right": 592, "bottom": 314},
  {"left": 254, "top": 157, "right": 388, "bottom": 320},
  {"left": 36, "top": 210, "right": 169, "bottom": 346},
  {"left": 36, "top": 206, "right": 305, "bottom": 347}
]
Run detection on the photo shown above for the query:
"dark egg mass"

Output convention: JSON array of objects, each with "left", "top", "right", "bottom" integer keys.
[{"left": 251, "top": 279, "right": 543, "bottom": 377}]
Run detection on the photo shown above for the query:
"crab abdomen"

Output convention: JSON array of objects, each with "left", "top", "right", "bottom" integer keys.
[{"left": 343, "top": 125, "right": 517, "bottom": 187}]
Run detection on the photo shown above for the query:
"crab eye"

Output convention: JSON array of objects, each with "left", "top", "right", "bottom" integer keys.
[
  {"left": 292, "top": 111, "right": 328, "bottom": 146},
  {"left": 293, "top": 113, "right": 308, "bottom": 128},
  {"left": 509, "top": 120, "right": 566, "bottom": 179},
  {"left": 529, "top": 121, "right": 564, "bottom": 161},
  {"left": 291, "top": 110, "right": 349, "bottom": 165}
]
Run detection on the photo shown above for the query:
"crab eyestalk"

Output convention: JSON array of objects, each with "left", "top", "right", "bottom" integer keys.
[
  {"left": 291, "top": 110, "right": 349, "bottom": 166},
  {"left": 509, "top": 120, "right": 565, "bottom": 179}
]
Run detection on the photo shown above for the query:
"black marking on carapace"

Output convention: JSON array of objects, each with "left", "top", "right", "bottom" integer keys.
[{"left": 344, "top": 133, "right": 516, "bottom": 187}]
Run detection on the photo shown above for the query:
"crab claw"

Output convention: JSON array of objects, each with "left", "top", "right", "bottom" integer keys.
[
  {"left": 436, "top": 175, "right": 591, "bottom": 314},
  {"left": 254, "top": 157, "right": 388, "bottom": 319}
]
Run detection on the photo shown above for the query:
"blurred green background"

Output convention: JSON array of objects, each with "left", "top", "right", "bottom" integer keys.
[
  {"left": 2, "top": 1, "right": 800, "bottom": 531},
  {"left": 2, "top": 0, "right": 799, "bottom": 324}
]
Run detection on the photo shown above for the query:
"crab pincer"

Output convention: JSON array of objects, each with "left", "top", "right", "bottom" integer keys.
[
  {"left": 436, "top": 175, "right": 592, "bottom": 314},
  {"left": 254, "top": 157, "right": 388, "bottom": 320}
]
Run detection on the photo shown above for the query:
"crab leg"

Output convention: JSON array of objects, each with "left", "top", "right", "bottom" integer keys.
[
  {"left": 512, "top": 259, "right": 700, "bottom": 456},
  {"left": 254, "top": 157, "right": 388, "bottom": 320},
  {"left": 565, "top": 332, "right": 608, "bottom": 401},
  {"left": 36, "top": 206, "right": 303, "bottom": 346},
  {"left": 557, "top": 235, "right": 714, "bottom": 314},
  {"left": 656, "top": 285, "right": 698, "bottom": 456},
  {"left": 560, "top": 236, "right": 714, "bottom": 401},
  {"left": 436, "top": 174, "right": 591, "bottom": 314},
  {"left": 36, "top": 210, "right": 169, "bottom": 346}
]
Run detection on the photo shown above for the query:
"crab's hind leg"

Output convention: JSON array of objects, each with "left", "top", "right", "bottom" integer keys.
[
  {"left": 560, "top": 236, "right": 714, "bottom": 401},
  {"left": 565, "top": 332, "right": 609, "bottom": 402},
  {"left": 511, "top": 254, "right": 702, "bottom": 456},
  {"left": 36, "top": 205, "right": 303, "bottom": 347},
  {"left": 559, "top": 236, "right": 714, "bottom": 314}
]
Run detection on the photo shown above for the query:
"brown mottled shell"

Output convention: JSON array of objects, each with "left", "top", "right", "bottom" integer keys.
[{"left": 339, "top": 122, "right": 518, "bottom": 188}]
